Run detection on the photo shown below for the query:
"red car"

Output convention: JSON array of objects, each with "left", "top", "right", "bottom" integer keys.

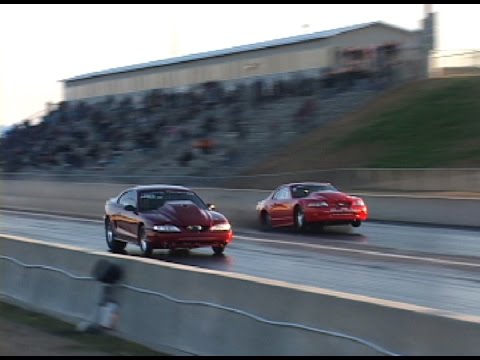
[
  {"left": 256, "top": 182, "right": 368, "bottom": 231},
  {"left": 104, "top": 185, "right": 233, "bottom": 256}
]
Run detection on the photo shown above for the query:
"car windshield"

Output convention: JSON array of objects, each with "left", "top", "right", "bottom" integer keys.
[
  {"left": 291, "top": 184, "right": 339, "bottom": 198},
  {"left": 139, "top": 190, "right": 208, "bottom": 211}
]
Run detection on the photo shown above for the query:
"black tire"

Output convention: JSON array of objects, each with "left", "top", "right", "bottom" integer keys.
[
  {"left": 294, "top": 206, "right": 307, "bottom": 232},
  {"left": 138, "top": 226, "right": 153, "bottom": 257},
  {"left": 352, "top": 220, "right": 362, "bottom": 228},
  {"left": 260, "top": 211, "right": 272, "bottom": 231},
  {"left": 212, "top": 245, "right": 225, "bottom": 255},
  {"left": 105, "top": 219, "right": 127, "bottom": 253}
]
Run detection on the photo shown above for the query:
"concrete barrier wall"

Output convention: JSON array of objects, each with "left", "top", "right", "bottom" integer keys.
[
  {"left": 0, "top": 237, "right": 102, "bottom": 323},
  {"left": 2, "top": 234, "right": 480, "bottom": 356},
  {"left": 223, "top": 168, "right": 480, "bottom": 192},
  {"left": 354, "top": 194, "right": 480, "bottom": 227},
  {"left": 197, "top": 189, "right": 480, "bottom": 228},
  {"left": 4, "top": 169, "right": 480, "bottom": 192},
  {"left": 1, "top": 179, "right": 480, "bottom": 228}
]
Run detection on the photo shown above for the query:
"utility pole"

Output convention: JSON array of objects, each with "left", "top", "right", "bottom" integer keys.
[
  {"left": 421, "top": 4, "right": 435, "bottom": 78},
  {"left": 424, "top": 3, "right": 432, "bottom": 15}
]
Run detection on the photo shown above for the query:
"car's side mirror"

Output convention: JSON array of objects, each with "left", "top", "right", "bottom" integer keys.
[
  {"left": 124, "top": 204, "right": 136, "bottom": 212},
  {"left": 207, "top": 203, "right": 216, "bottom": 211}
]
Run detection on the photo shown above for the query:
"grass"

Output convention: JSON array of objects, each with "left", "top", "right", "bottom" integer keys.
[
  {"left": 243, "top": 77, "right": 480, "bottom": 173},
  {"left": 221, "top": 77, "right": 480, "bottom": 189},
  {"left": 330, "top": 77, "right": 480, "bottom": 167},
  {"left": 0, "top": 299, "right": 168, "bottom": 356}
]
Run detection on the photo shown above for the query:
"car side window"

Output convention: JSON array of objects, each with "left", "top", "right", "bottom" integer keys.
[
  {"left": 117, "top": 192, "right": 128, "bottom": 206},
  {"left": 282, "top": 187, "right": 291, "bottom": 200},
  {"left": 273, "top": 187, "right": 290, "bottom": 200},
  {"left": 272, "top": 187, "right": 284, "bottom": 200},
  {"left": 118, "top": 190, "right": 136, "bottom": 207}
]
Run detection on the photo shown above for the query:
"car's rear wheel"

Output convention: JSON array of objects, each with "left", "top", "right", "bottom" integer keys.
[
  {"left": 138, "top": 226, "right": 153, "bottom": 257},
  {"left": 352, "top": 220, "right": 362, "bottom": 228},
  {"left": 212, "top": 245, "right": 225, "bottom": 255},
  {"left": 260, "top": 211, "right": 272, "bottom": 231},
  {"left": 105, "top": 219, "right": 127, "bottom": 253},
  {"left": 294, "top": 206, "right": 307, "bottom": 232}
]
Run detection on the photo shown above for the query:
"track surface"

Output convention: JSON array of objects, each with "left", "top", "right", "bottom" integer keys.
[{"left": 1, "top": 209, "right": 480, "bottom": 318}]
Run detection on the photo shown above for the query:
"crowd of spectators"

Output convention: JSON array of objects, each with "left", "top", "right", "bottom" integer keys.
[{"left": 0, "top": 45, "right": 404, "bottom": 174}]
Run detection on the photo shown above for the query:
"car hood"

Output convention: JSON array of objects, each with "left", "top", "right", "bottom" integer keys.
[
  {"left": 142, "top": 202, "right": 227, "bottom": 227},
  {"left": 308, "top": 191, "right": 352, "bottom": 203}
]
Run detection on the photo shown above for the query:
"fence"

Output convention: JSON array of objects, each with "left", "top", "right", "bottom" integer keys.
[{"left": 429, "top": 49, "right": 480, "bottom": 77}]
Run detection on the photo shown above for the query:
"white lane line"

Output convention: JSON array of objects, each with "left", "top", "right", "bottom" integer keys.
[
  {"left": 235, "top": 235, "right": 480, "bottom": 269},
  {"left": 2, "top": 208, "right": 480, "bottom": 269}
]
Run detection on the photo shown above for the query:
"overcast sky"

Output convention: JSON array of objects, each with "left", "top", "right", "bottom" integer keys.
[{"left": 1, "top": 4, "right": 479, "bottom": 127}]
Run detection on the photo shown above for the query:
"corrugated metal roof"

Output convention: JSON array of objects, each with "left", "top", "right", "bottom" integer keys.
[{"left": 62, "top": 21, "right": 403, "bottom": 83}]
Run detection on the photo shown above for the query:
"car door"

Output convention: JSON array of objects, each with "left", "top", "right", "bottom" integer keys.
[
  {"left": 275, "top": 186, "right": 295, "bottom": 226},
  {"left": 113, "top": 191, "right": 129, "bottom": 239},
  {"left": 117, "top": 190, "right": 138, "bottom": 241},
  {"left": 269, "top": 187, "right": 292, "bottom": 226},
  {"left": 266, "top": 188, "right": 282, "bottom": 225}
]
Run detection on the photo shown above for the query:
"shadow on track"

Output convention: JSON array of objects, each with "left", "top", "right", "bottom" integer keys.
[{"left": 110, "top": 247, "right": 236, "bottom": 272}]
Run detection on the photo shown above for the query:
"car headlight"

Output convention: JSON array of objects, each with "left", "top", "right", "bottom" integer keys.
[
  {"left": 210, "top": 223, "right": 231, "bottom": 231},
  {"left": 307, "top": 201, "right": 329, "bottom": 207},
  {"left": 153, "top": 224, "right": 181, "bottom": 232}
]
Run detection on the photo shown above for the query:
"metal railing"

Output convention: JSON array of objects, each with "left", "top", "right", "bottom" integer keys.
[{"left": 430, "top": 49, "right": 480, "bottom": 77}]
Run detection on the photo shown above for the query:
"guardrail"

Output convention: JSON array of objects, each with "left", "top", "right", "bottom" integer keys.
[{"left": 2, "top": 234, "right": 480, "bottom": 355}]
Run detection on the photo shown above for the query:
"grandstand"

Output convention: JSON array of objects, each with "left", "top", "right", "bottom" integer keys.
[{"left": 0, "top": 15, "right": 435, "bottom": 183}]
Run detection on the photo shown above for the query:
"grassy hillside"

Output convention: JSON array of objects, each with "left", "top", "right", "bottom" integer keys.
[{"left": 242, "top": 76, "right": 480, "bottom": 175}]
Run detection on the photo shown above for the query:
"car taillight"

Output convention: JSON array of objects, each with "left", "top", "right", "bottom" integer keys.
[{"left": 353, "top": 199, "right": 365, "bottom": 206}]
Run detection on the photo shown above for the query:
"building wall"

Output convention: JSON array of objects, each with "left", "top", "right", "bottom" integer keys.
[{"left": 64, "top": 24, "right": 420, "bottom": 101}]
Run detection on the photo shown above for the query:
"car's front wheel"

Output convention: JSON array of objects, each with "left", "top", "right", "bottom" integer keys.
[
  {"left": 138, "top": 226, "right": 153, "bottom": 257},
  {"left": 105, "top": 219, "right": 127, "bottom": 253},
  {"left": 260, "top": 211, "right": 272, "bottom": 231}
]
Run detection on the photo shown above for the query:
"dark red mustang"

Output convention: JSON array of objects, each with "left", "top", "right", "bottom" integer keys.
[
  {"left": 256, "top": 182, "right": 368, "bottom": 231},
  {"left": 104, "top": 185, "right": 233, "bottom": 256}
]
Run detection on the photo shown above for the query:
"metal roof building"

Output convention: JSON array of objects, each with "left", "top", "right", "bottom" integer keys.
[{"left": 62, "top": 21, "right": 421, "bottom": 101}]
